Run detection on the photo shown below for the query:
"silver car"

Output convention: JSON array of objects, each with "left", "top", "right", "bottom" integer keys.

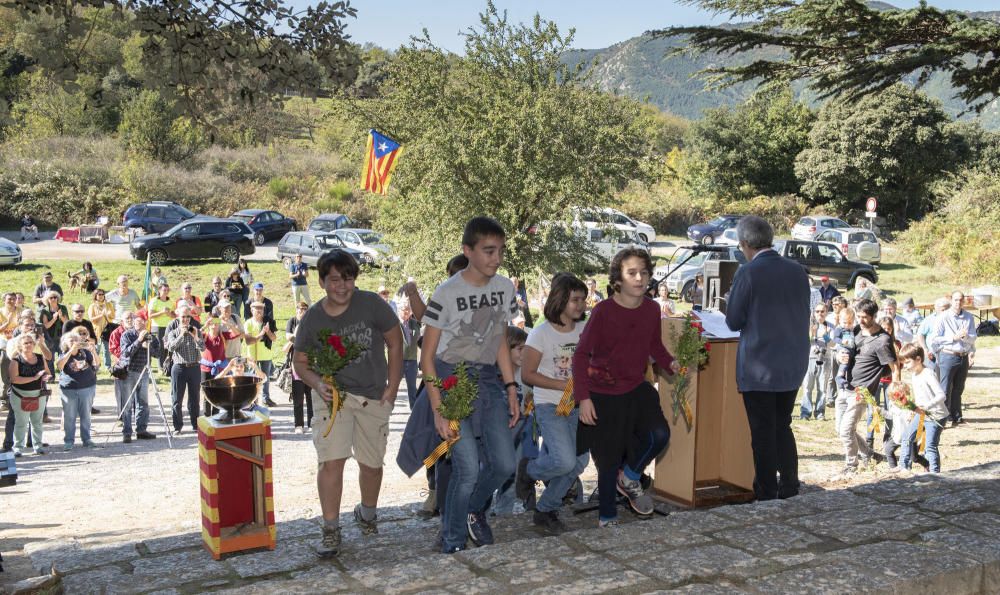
[
  {"left": 652, "top": 246, "right": 747, "bottom": 302},
  {"left": 791, "top": 215, "right": 852, "bottom": 240},
  {"left": 814, "top": 227, "right": 881, "bottom": 264}
]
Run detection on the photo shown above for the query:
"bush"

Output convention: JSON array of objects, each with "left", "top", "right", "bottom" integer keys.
[
  {"left": 268, "top": 177, "right": 293, "bottom": 199},
  {"left": 897, "top": 171, "right": 1000, "bottom": 283}
]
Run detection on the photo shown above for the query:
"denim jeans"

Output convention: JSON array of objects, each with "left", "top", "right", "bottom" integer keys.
[
  {"left": 61, "top": 385, "right": 96, "bottom": 446},
  {"left": 99, "top": 338, "right": 112, "bottom": 368},
  {"left": 258, "top": 360, "right": 273, "bottom": 401},
  {"left": 900, "top": 414, "right": 945, "bottom": 472},
  {"left": 937, "top": 352, "right": 969, "bottom": 422},
  {"left": 170, "top": 364, "right": 201, "bottom": 431},
  {"left": 403, "top": 360, "right": 419, "bottom": 407},
  {"left": 439, "top": 360, "right": 515, "bottom": 550},
  {"left": 800, "top": 359, "right": 827, "bottom": 419},
  {"left": 528, "top": 404, "right": 590, "bottom": 513},
  {"left": 118, "top": 369, "right": 150, "bottom": 435},
  {"left": 492, "top": 417, "right": 526, "bottom": 516}
]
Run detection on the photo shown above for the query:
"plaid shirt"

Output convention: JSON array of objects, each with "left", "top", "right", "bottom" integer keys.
[
  {"left": 119, "top": 329, "right": 160, "bottom": 373},
  {"left": 164, "top": 319, "right": 205, "bottom": 364}
]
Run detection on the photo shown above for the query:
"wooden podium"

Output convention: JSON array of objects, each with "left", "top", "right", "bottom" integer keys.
[
  {"left": 198, "top": 414, "right": 276, "bottom": 559},
  {"left": 652, "top": 317, "right": 755, "bottom": 507}
]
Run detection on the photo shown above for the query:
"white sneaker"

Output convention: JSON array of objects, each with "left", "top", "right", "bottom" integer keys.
[{"left": 294, "top": 427, "right": 304, "bottom": 434}]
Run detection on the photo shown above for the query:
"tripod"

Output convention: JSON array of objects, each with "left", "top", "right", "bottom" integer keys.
[{"left": 104, "top": 331, "right": 173, "bottom": 448}]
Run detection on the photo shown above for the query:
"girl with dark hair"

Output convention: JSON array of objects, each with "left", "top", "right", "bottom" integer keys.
[
  {"left": 573, "top": 248, "right": 678, "bottom": 526},
  {"left": 75, "top": 262, "right": 100, "bottom": 292},
  {"left": 517, "top": 272, "right": 590, "bottom": 532}
]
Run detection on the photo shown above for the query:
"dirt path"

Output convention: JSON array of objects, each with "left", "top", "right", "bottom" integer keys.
[{"left": 2, "top": 347, "right": 996, "bottom": 587}]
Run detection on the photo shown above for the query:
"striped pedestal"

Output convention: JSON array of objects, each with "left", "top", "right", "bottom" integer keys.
[{"left": 198, "top": 414, "right": 276, "bottom": 559}]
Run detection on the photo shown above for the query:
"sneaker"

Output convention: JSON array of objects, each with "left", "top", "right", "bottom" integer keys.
[
  {"left": 316, "top": 525, "right": 341, "bottom": 558},
  {"left": 817, "top": 414, "right": 826, "bottom": 421},
  {"left": 885, "top": 465, "right": 900, "bottom": 474},
  {"left": 532, "top": 509, "right": 566, "bottom": 534},
  {"left": 136, "top": 431, "right": 157, "bottom": 440},
  {"left": 353, "top": 504, "right": 378, "bottom": 535},
  {"left": 43, "top": 415, "right": 53, "bottom": 423},
  {"left": 63, "top": 444, "right": 73, "bottom": 452},
  {"left": 123, "top": 435, "right": 132, "bottom": 444},
  {"left": 617, "top": 470, "right": 654, "bottom": 515},
  {"left": 33, "top": 447, "right": 46, "bottom": 455},
  {"left": 871, "top": 452, "right": 886, "bottom": 465},
  {"left": 91, "top": 407, "right": 100, "bottom": 414},
  {"left": 293, "top": 427, "right": 304, "bottom": 435},
  {"left": 83, "top": 441, "right": 101, "bottom": 448},
  {"left": 264, "top": 398, "right": 278, "bottom": 407},
  {"left": 13, "top": 449, "right": 22, "bottom": 458},
  {"left": 467, "top": 512, "right": 494, "bottom": 546},
  {"left": 417, "top": 488, "right": 437, "bottom": 519},
  {"left": 839, "top": 465, "right": 857, "bottom": 477},
  {"left": 598, "top": 518, "right": 620, "bottom": 528},
  {"left": 441, "top": 544, "right": 465, "bottom": 554},
  {"left": 515, "top": 457, "right": 536, "bottom": 502},
  {"left": 174, "top": 428, "right": 183, "bottom": 436},
  {"left": 914, "top": 453, "right": 931, "bottom": 472}
]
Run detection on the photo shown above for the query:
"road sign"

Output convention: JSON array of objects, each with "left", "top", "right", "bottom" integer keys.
[
  {"left": 866, "top": 197, "right": 877, "bottom": 212},
  {"left": 865, "top": 211, "right": 877, "bottom": 218}
]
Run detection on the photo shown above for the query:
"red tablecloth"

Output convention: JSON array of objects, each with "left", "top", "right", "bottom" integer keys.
[{"left": 55, "top": 227, "right": 80, "bottom": 242}]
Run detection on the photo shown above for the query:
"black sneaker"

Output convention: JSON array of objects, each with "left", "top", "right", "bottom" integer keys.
[
  {"left": 532, "top": 509, "right": 566, "bottom": 534},
  {"left": 123, "top": 435, "right": 132, "bottom": 444},
  {"left": 136, "top": 431, "right": 157, "bottom": 440},
  {"left": 91, "top": 407, "right": 100, "bottom": 414},
  {"left": 264, "top": 398, "right": 278, "bottom": 407},
  {"left": 467, "top": 512, "right": 494, "bottom": 546},
  {"left": 316, "top": 525, "right": 341, "bottom": 558},
  {"left": 914, "top": 453, "right": 931, "bottom": 471},
  {"left": 515, "top": 457, "right": 536, "bottom": 502}
]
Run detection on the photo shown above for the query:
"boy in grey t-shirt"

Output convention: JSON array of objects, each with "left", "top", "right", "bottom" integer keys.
[
  {"left": 421, "top": 217, "right": 521, "bottom": 553},
  {"left": 292, "top": 250, "right": 403, "bottom": 558}
]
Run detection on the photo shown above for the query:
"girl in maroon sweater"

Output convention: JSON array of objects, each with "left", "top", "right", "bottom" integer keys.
[{"left": 573, "top": 248, "right": 678, "bottom": 525}]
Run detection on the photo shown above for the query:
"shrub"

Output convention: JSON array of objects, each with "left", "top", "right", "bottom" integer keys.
[{"left": 268, "top": 177, "right": 293, "bottom": 199}]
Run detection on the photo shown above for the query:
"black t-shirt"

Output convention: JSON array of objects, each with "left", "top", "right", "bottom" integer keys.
[{"left": 848, "top": 327, "right": 896, "bottom": 393}]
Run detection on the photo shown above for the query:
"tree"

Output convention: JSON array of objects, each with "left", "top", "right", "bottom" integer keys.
[
  {"left": 660, "top": 1, "right": 1000, "bottom": 112},
  {"left": 2, "top": 0, "right": 361, "bottom": 125},
  {"left": 119, "top": 89, "right": 202, "bottom": 161},
  {"left": 793, "top": 85, "right": 956, "bottom": 225},
  {"left": 687, "top": 84, "right": 813, "bottom": 197},
  {"left": 361, "top": 3, "right": 657, "bottom": 283}
]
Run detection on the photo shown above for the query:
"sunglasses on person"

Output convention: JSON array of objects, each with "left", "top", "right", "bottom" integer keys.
[{"left": 73, "top": 309, "right": 84, "bottom": 313}]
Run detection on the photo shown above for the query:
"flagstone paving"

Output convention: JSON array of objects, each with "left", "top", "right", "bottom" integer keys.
[{"left": 11, "top": 461, "right": 1000, "bottom": 594}]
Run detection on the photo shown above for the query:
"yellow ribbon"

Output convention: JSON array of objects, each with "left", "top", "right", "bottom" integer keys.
[
  {"left": 322, "top": 376, "right": 342, "bottom": 438},
  {"left": 555, "top": 379, "right": 575, "bottom": 416},
  {"left": 423, "top": 420, "right": 460, "bottom": 468},
  {"left": 523, "top": 396, "right": 535, "bottom": 416},
  {"left": 916, "top": 411, "right": 926, "bottom": 453}
]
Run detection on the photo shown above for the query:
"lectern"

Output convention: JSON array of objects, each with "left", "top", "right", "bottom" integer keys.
[
  {"left": 198, "top": 413, "right": 276, "bottom": 559},
  {"left": 652, "top": 317, "right": 755, "bottom": 507}
]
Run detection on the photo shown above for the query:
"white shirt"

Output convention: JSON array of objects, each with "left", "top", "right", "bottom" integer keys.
[{"left": 524, "top": 320, "right": 585, "bottom": 405}]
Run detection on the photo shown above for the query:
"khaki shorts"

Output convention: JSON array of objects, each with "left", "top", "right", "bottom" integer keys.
[{"left": 312, "top": 391, "right": 394, "bottom": 468}]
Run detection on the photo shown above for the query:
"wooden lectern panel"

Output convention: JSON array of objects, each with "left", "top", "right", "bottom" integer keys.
[{"left": 652, "top": 318, "right": 754, "bottom": 507}]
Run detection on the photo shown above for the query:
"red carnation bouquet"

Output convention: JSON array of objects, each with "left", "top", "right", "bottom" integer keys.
[
  {"left": 423, "top": 362, "right": 478, "bottom": 467},
  {"left": 308, "top": 329, "right": 366, "bottom": 437},
  {"left": 887, "top": 381, "right": 943, "bottom": 428},
  {"left": 668, "top": 313, "right": 710, "bottom": 432}
]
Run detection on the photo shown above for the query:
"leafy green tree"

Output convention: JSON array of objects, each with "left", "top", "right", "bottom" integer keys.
[
  {"left": 687, "top": 84, "right": 813, "bottom": 198},
  {"left": 636, "top": 104, "right": 689, "bottom": 155},
  {"left": 661, "top": 1, "right": 1000, "bottom": 113},
  {"left": 794, "top": 85, "right": 956, "bottom": 225},
  {"left": 119, "top": 89, "right": 202, "bottom": 161},
  {"left": 362, "top": 3, "right": 657, "bottom": 282}
]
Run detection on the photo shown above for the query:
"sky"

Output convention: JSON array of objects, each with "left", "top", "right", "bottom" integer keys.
[{"left": 308, "top": 0, "right": 1000, "bottom": 54}]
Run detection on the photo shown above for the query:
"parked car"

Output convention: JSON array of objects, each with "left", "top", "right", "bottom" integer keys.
[
  {"left": 0, "top": 237, "right": 22, "bottom": 266},
  {"left": 814, "top": 227, "right": 881, "bottom": 264},
  {"left": 123, "top": 201, "right": 198, "bottom": 234},
  {"left": 307, "top": 213, "right": 355, "bottom": 233},
  {"left": 653, "top": 245, "right": 747, "bottom": 302},
  {"left": 575, "top": 207, "right": 657, "bottom": 243},
  {"left": 527, "top": 221, "right": 648, "bottom": 271},
  {"left": 276, "top": 231, "right": 369, "bottom": 267},
  {"left": 230, "top": 209, "right": 297, "bottom": 246},
  {"left": 717, "top": 228, "right": 739, "bottom": 246},
  {"left": 773, "top": 239, "right": 877, "bottom": 288},
  {"left": 791, "top": 215, "right": 852, "bottom": 241},
  {"left": 332, "top": 228, "right": 396, "bottom": 265},
  {"left": 686, "top": 215, "right": 742, "bottom": 246},
  {"left": 129, "top": 218, "right": 255, "bottom": 265}
]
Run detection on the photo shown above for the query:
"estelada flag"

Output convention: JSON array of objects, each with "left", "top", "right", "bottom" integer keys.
[{"left": 360, "top": 129, "right": 402, "bottom": 195}]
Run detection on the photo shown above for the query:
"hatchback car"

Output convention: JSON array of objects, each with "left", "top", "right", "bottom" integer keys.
[
  {"left": 123, "top": 201, "right": 198, "bottom": 234},
  {"left": 575, "top": 207, "right": 656, "bottom": 244},
  {"left": 230, "top": 209, "right": 297, "bottom": 245},
  {"left": 332, "top": 228, "right": 396, "bottom": 265},
  {"left": 791, "top": 215, "right": 852, "bottom": 241},
  {"left": 129, "top": 218, "right": 255, "bottom": 265},
  {"left": 814, "top": 227, "right": 881, "bottom": 264},
  {"left": 686, "top": 215, "right": 742, "bottom": 245},
  {"left": 276, "top": 231, "right": 369, "bottom": 267},
  {"left": 0, "top": 238, "right": 22, "bottom": 266},
  {"left": 773, "top": 240, "right": 877, "bottom": 288},
  {"left": 307, "top": 213, "right": 355, "bottom": 233}
]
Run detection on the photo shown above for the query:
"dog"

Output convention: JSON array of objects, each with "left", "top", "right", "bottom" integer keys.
[{"left": 67, "top": 271, "right": 83, "bottom": 293}]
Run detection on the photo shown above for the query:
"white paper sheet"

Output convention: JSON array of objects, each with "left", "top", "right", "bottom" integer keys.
[{"left": 693, "top": 309, "right": 741, "bottom": 339}]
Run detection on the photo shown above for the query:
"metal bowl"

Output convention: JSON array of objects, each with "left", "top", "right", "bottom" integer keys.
[{"left": 202, "top": 376, "right": 262, "bottom": 423}]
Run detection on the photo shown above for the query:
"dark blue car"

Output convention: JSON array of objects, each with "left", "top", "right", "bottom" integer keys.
[
  {"left": 230, "top": 209, "right": 298, "bottom": 246},
  {"left": 123, "top": 201, "right": 197, "bottom": 234},
  {"left": 686, "top": 214, "right": 742, "bottom": 245}
]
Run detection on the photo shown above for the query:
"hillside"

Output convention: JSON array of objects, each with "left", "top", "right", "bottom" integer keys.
[{"left": 566, "top": 8, "right": 1000, "bottom": 128}]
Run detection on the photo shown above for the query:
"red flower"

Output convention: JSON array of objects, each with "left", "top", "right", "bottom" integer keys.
[
  {"left": 335, "top": 345, "right": 347, "bottom": 357},
  {"left": 327, "top": 334, "right": 343, "bottom": 348},
  {"left": 704, "top": 342, "right": 711, "bottom": 352},
  {"left": 441, "top": 375, "right": 458, "bottom": 391}
]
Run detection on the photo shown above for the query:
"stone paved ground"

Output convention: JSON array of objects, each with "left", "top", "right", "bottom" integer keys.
[{"left": 11, "top": 460, "right": 1000, "bottom": 594}]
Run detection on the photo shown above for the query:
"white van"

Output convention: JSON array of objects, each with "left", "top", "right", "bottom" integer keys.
[{"left": 574, "top": 207, "right": 657, "bottom": 243}]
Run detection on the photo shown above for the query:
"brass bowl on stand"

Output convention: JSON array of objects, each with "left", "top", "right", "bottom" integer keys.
[{"left": 202, "top": 376, "right": 262, "bottom": 423}]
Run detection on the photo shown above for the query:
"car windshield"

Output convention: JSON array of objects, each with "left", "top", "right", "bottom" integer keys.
[
  {"left": 174, "top": 205, "right": 196, "bottom": 218},
  {"left": 357, "top": 231, "right": 382, "bottom": 244},
  {"left": 230, "top": 213, "right": 254, "bottom": 223},
  {"left": 670, "top": 248, "right": 709, "bottom": 268},
  {"left": 708, "top": 216, "right": 727, "bottom": 227},
  {"left": 309, "top": 220, "right": 338, "bottom": 232}
]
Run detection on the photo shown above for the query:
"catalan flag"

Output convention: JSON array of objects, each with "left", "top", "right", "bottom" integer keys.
[{"left": 360, "top": 129, "right": 403, "bottom": 195}]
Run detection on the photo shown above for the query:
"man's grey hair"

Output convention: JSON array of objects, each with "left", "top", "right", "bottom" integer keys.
[
  {"left": 736, "top": 216, "right": 773, "bottom": 250},
  {"left": 884, "top": 297, "right": 897, "bottom": 308}
]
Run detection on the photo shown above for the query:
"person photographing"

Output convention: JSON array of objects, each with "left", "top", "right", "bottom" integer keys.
[{"left": 164, "top": 305, "right": 205, "bottom": 435}]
